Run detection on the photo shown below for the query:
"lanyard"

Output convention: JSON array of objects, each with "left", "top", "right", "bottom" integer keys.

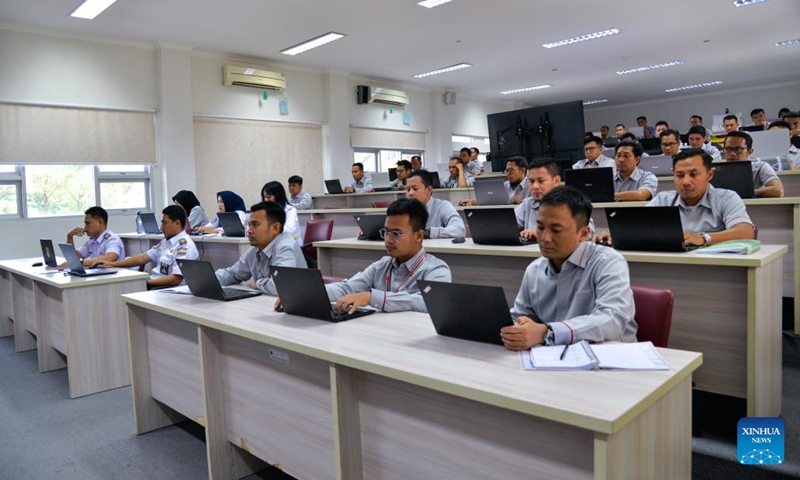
[{"left": 385, "top": 252, "right": 427, "bottom": 293}]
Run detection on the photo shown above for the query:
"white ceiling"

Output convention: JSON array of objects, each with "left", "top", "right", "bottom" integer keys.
[{"left": 1, "top": 0, "right": 799, "bottom": 107}]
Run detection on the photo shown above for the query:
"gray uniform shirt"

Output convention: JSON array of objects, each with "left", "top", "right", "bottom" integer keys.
[
  {"left": 325, "top": 248, "right": 451, "bottom": 313},
  {"left": 572, "top": 154, "right": 615, "bottom": 170},
  {"left": 350, "top": 174, "right": 373, "bottom": 193},
  {"left": 614, "top": 168, "right": 658, "bottom": 197},
  {"left": 389, "top": 178, "right": 407, "bottom": 190},
  {"left": 289, "top": 192, "right": 314, "bottom": 210},
  {"left": 77, "top": 229, "right": 125, "bottom": 260},
  {"left": 146, "top": 231, "right": 199, "bottom": 285},
  {"left": 187, "top": 206, "right": 209, "bottom": 229},
  {"left": 787, "top": 146, "right": 800, "bottom": 169},
  {"left": 647, "top": 186, "right": 753, "bottom": 233},
  {"left": 465, "top": 160, "right": 482, "bottom": 176},
  {"left": 750, "top": 160, "right": 779, "bottom": 189},
  {"left": 510, "top": 241, "right": 637, "bottom": 345},
  {"left": 504, "top": 177, "right": 531, "bottom": 202},
  {"left": 426, "top": 197, "right": 466, "bottom": 239},
  {"left": 514, "top": 197, "right": 595, "bottom": 238},
  {"left": 701, "top": 142, "right": 722, "bottom": 161},
  {"left": 215, "top": 232, "right": 307, "bottom": 296},
  {"left": 441, "top": 172, "right": 475, "bottom": 188}
]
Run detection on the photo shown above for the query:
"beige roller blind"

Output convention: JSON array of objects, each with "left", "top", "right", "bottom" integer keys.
[
  {"left": 350, "top": 127, "right": 426, "bottom": 150},
  {"left": 0, "top": 103, "right": 156, "bottom": 164},
  {"left": 193, "top": 116, "right": 323, "bottom": 209}
]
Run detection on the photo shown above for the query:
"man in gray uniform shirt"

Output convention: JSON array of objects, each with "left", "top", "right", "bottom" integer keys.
[
  {"left": 572, "top": 136, "right": 615, "bottom": 170},
  {"left": 405, "top": 170, "right": 466, "bottom": 239},
  {"left": 442, "top": 157, "right": 474, "bottom": 188},
  {"left": 319, "top": 198, "right": 452, "bottom": 314},
  {"left": 613, "top": 140, "right": 658, "bottom": 201},
  {"left": 723, "top": 131, "right": 784, "bottom": 198},
  {"left": 500, "top": 186, "right": 637, "bottom": 349},
  {"left": 344, "top": 162, "right": 373, "bottom": 193},
  {"left": 215, "top": 201, "right": 306, "bottom": 296},
  {"left": 287, "top": 176, "right": 314, "bottom": 210},
  {"left": 595, "top": 149, "right": 755, "bottom": 247},
  {"left": 460, "top": 156, "right": 528, "bottom": 206},
  {"left": 461, "top": 147, "right": 482, "bottom": 177}
]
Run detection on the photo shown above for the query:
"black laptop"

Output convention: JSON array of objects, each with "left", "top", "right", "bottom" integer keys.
[
  {"left": 176, "top": 259, "right": 262, "bottom": 301},
  {"left": 354, "top": 214, "right": 386, "bottom": 240},
  {"left": 430, "top": 171, "right": 442, "bottom": 188},
  {"left": 464, "top": 208, "right": 534, "bottom": 246},
  {"left": 272, "top": 267, "right": 375, "bottom": 322},
  {"left": 418, "top": 280, "right": 514, "bottom": 345},
  {"left": 40, "top": 239, "right": 58, "bottom": 267},
  {"left": 605, "top": 206, "right": 694, "bottom": 252},
  {"left": 140, "top": 212, "right": 162, "bottom": 234},
  {"left": 564, "top": 167, "right": 615, "bottom": 202},
  {"left": 218, "top": 212, "right": 246, "bottom": 237},
  {"left": 58, "top": 243, "right": 118, "bottom": 277},
  {"left": 324, "top": 179, "right": 345, "bottom": 194},
  {"left": 710, "top": 162, "right": 755, "bottom": 199},
  {"left": 639, "top": 137, "right": 663, "bottom": 156}
]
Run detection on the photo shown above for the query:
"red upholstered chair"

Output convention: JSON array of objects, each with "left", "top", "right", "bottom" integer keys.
[
  {"left": 322, "top": 275, "right": 347, "bottom": 284},
  {"left": 631, "top": 284, "right": 674, "bottom": 348},
  {"left": 372, "top": 200, "right": 394, "bottom": 209},
  {"left": 301, "top": 219, "right": 334, "bottom": 268}
]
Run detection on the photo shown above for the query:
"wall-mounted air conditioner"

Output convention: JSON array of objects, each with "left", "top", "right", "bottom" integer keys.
[
  {"left": 224, "top": 65, "right": 286, "bottom": 91},
  {"left": 356, "top": 85, "right": 409, "bottom": 107}
]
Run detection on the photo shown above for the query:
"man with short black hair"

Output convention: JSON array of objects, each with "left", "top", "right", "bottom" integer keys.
[
  {"left": 573, "top": 136, "right": 615, "bottom": 169},
  {"left": 690, "top": 115, "right": 703, "bottom": 128},
  {"left": 778, "top": 108, "right": 791, "bottom": 120},
  {"left": 655, "top": 121, "right": 670, "bottom": 138},
  {"left": 65, "top": 206, "right": 125, "bottom": 268},
  {"left": 460, "top": 147, "right": 482, "bottom": 177},
  {"left": 750, "top": 108, "right": 768, "bottom": 130},
  {"left": 287, "top": 175, "right": 313, "bottom": 210},
  {"left": 500, "top": 186, "right": 637, "bottom": 350},
  {"left": 615, "top": 124, "right": 626, "bottom": 138},
  {"left": 442, "top": 156, "right": 474, "bottom": 188},
  {"left": 410, "top": 155, "right": 426, "bottom": 172},
  {"left": 390, "top": 160, "right": 412, "bottom": 190},
  {"left": 723, "top": 114, "right": 740, "bottom": 134},
  {"left": 613, "top": 141, "right": 658, "bottom": 201},
  {"left": 660, "top": 129, "right": 683, "bottom": 157},
  {"left": 600, "top": 125, "right": 610, "bottom": 139},
  {"left": 405, "top": 170, "right": 465, "bottom": 239},
  {"left": 344, "top": 163, "right": 373, "bottom": 193},
  {"left": 769, "top": 120, "right": 800, "bottom": 169},
  {"left": 470, "top": 147, "right": 480, "bottom": 161},
  {"left": 687, "top": 125, "right": 721, "bottom": 160},
  {"left": 723, "top": 131, "right": 783, "bottom": 198},
  {"left": 637, "top": 116, "right": 656, "bottom": 138}
]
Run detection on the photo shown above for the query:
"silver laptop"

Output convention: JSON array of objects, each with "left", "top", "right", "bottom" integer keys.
[
  {"left": 639, "top": 155, "right": 673, "bottom": 176},
  {"left": 750, "top": 130, "right": 790, "bottom": 160},
  {"left": 371, "top": 172, "right": 392, "bottom": 192},
  {"left": 473, "top": 177, "right": 508, "bottom": 205},
  {"left": 58, "top": 243, "right": 118, "bottom": 277}
]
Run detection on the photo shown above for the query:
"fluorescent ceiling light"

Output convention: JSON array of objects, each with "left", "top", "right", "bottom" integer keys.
[
  {"left": 665, "top": 81, "right": 723, "bottom": 93},
  {"left": 542, "top": 29, "right": 620, "bottom": 49},
  {"left": 413, "top": 62, "right": 472, "bottom": 78},
  {"left": 583, "top": 99, "right": 608, "bottom": 105},
  {"left": 775, "top": 38, "right": 800, "bottom": 47},
  {"left": 733, "top": 0, "right": 772, "bottom": 7},
  {"left": 281, "top": 32, "right": 346, "bottom": 56},
  {"left": 418, "top": 0, "right": 456, "bottom": 8},
  {"left": 500, "top": 85, "right": 552, "bottom": 95},
  {"left": 70, "top": 0, "right": 117, "bottom": 19},
  {"left": 616, "top": 60, "right": 683, "bottom": 75}
]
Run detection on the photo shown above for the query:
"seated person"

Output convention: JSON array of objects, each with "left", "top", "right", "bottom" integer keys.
[
  {"left": 654, "top": 120, "right": 669, "bottom": 138},
  {"left": 64, "top": 206, "right": 125, "bottom": 268},
  {"left": 389, "top": 160, "right": 412, "bottom": 190},
  {"left": 460, "top": 156, "right": 529, "bottom": 205},
  {"left": 461, "top": 147, "right": 482, "bottom": 177},
  {"left": 500, "top": 186, "right": 637, "bottom": 350},
  {"left": 405, "top": 170, "right": 466, "bottom": 239},
  {"left": 343, "top": 162, "right": 373, "bottom": 193},
  {"left": 411, "top": 155, "right": 426, "bottom": 171},
  {"left": 723, "top": 114, "right": 740, "bottom": 134},
  {"left": 261, "top": 181, "right": 301, "bottom": 243},
  {"left": 619, "top": 132, "right": 649, "bottom": 156},
  {"left": 637, "top": 116, "right": 656, "bottom": 139},
  {"left": 441, "top": 157, "right": 475, "bottom": 188},
  {"left": 600, "top": 125, "right": 610, "bottom": 139},
  {"left": 171, "top": 190, "right": 208, "bottom": 229},
  {"left": 594, "top": 149, "right": 755, "bottom": 247},
  {"left": 615, "top": 124, "right": 626, "bottom": 138},
  {"left": 573, "top": 136, "right": 615, "bottom": 169},
  {"left": 768, "top": 120, "right": 800, "bottom": 170},
  {"left": 659, "top": 129, "right": 683, "bottom": 158},
  {"left": 100, "top": 205, "right": 199, "bottom": 289},
  {"left": 198, "top": 190, "right": 247, "bottom": 234},
  {"left": 613, "top": 140, "right": 658, "bottom": 201},
  {"left": 287, "top": 175, "right": 314, "bottom": 210},
  {"left": 724, "top": 131, "right": 783, "bottom": 198},
  {"left": 278, "top": 198, "right": 451, "bottom": 314},
  {"left": 687, "top": 125, "right": 721, "bottom": 161},
  {"left": 749, "top": 108, "right": 768, "bottom": 131},
  {"left": 215, "top": 201, "right": 306, "bottom": 296}
]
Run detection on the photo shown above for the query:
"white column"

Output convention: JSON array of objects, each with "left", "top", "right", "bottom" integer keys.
[
  {"left": 429, "top": 90, "right": 456, "bottom": 167},
  {"left": 321, "top": 71, "right": 352, "bottom": 181}
]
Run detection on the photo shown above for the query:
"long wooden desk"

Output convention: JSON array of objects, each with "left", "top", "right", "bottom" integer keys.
[
  {"left": 0, "top": 258, "right": 147, "bottom": 397},
  {"left": 120, "top": 233, "right": 250, "bottom": 271},
  {"left": 315, "top": 238, "right": 785, "bottom": 417},
  {"left": 122, "top": 291, "right": 701, "bottom": 480},
  {"left": 311, "top": 187, "right": 473, "bottom": 209}
]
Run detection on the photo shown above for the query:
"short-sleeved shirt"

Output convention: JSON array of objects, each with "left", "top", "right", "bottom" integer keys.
[
  {"left": 350, "top": 174, "right": 373, "bottom": 193},
  {"left": 787, "top": 146, "right": 800, "bottom": 169},
  {"left": 441, "top": 173, "right": 475, "bottom": 188},
  {"left": 749, "top": 160, "right": 779, "bottom": 189},
  {"left": 146, "top": 231, "right": 199, "bottom": 285},
  {"left": 614, "top": 168, "right": 658, "bottom": 197},
  {"left": 289, "top": 192, "right": 314, "bottom": 210},
  {"left": 77, "top": 229, "right": 125, "bottom": 260},
  {"left": 465, "top": 160, "right": 483, "bottom": 176},
  {"left": 504, "top": 177, "right": 530, "bottom": 202},
  {"left": 572, "top": 154, "right": 615, "bottom": 170},
  {"left": 647, "top": 186, "right": 753, "bottom": 233}
]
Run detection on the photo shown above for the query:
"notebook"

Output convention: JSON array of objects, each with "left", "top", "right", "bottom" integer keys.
[
  {"left": 710, "top": 162, "right": 755, "bottom": 199},
  {"left": 58, "top": 242, "right": 118, "bottom": 277},
  {"left": 521, "top": 341, "right": 670, "bottom": 371},
  {"left": 176, "top": 259, "right": 262, "bottom": 301},
  {"left": 564, "top": 167, "right": 615, "bottom": 202},
  {"left": 605, "top": 206, "right": 694, "bottom": 252},
  {"left": 464, "top": 208, "right": 534, "bottom": 246},
  {"left": 354, "top": 214, "right": 386, "bottom": 241},
  {"left": 272, "top": 267, "right": 375, "bottom": 322},
  {"left": 217, "top": 212, "right": 246, "bottom": 237},
  {"left": 473, "top": 177, "right": 509, "bottom": 205},
  {"left": 697, "top": 239, "right": 761, "bottom": 255}
]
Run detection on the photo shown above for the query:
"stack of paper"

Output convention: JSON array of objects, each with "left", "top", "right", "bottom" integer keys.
[{"left": 521, "top": 341, "right": 670, "bottom": 371}]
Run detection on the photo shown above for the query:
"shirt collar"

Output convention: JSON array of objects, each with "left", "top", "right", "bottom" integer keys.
[
  {"left": 615, "top": 167, "right": 643, "bottom": 182},
  {"left": 168, "top": 230, "right": 189, "bottom": 246},
  {"left": 261, "top": 231, "right": 290, "bottom": 258},
  {"left": 90, "top": 229, "right": 110, "bottom": 242},
  {"left": 678, "top": 186, "right": 714, "bottom": 210},
  {"left": 392, "top": 247, "right": 426, "bottom": 270},
  {"left": 545, "top": 242, "right": 590, "bottom": 275}
]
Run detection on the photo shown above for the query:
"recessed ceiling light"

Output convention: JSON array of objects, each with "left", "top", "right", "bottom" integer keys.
[
  {"left": 70, "top": 0, "right": 118, "bottom": 19},
  {"left": 583, "top": 99, "right": 609, "bottom": 105},
  {"left": 616, "top": 60, "right": 683, "bottom": 75},
  {"left": 413, "top": 63, "right": 472, "bottom": 78},
  {"left": 665, "top": 81, "right": 723, "bottom": 93},
  {"left": 500, "top": 85, "right": 552, "bottom": 95},
  {"left": 542, "top": 29, "right": 620, "bottom": 49},
  {"left": 776, "top": 38, "right": 800, "bottom": 47},
  {"left": 418, "top": 0, "right": 456, "bottom": 8},
  {"left": 281, "top": 32, "right": 346, "bottom": 56},
  {"left": 733, "top": 0, "right": 772, "bottom": 7}
]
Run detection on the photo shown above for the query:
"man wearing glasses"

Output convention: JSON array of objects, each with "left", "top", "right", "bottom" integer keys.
[
  {"left": 390, "top": 160, "right": 412, "bottom": 190},
  {"left": 572, "top": 136, "right": 615, "bottom": 170},
  {"left": 323, "top": 198, "right": 452, "bottom": 314},
  {"left": 723, "top": 131, "right": 783, "bottom": 198},
  {"left": 660, "top": 129, "right": 683, "bottom": 158},
  {"left": 459, "top": 157, "right": 529, "bottom": 206}
]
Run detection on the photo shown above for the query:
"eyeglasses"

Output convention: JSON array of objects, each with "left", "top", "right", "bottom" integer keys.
[
  {"left": 379, "top": 228, "right": 411, "bottom": 240},
  {"left": 504, "top": 168, "right": 520, "bottom": 174},
  {"left": 584, "top": 147, "right": 600, "bottom": 152},
  {"left": 661, "top": 142, "right": 679, "bottom": 148},
  {"left": 723, "top": 146, "right": 748, "bottom": 154}
]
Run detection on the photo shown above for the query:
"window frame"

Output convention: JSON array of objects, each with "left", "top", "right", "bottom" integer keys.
[
  {"left": 94, "top": 165, "right": 153, "bottom": 214},
  {"left": 352, "top": 149, "right": 425, "bottom": 172},
  {"left": 0, "top": 166, "right": 24, "bottom": 219}
]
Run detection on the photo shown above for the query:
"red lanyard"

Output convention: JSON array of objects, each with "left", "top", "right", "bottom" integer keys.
[{"left": 385, "top": 252, "right": 427, "bottom": 293}]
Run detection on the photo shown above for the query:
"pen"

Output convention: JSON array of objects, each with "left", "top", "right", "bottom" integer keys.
[{"left": 559, "top": 344, "right": 569, "bottom": 360}]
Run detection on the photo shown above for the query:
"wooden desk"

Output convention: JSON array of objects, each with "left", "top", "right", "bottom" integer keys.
[
  {"left": 120, "top": 233, "right": 250, "bottom": 271},
  {"left": 315, "top": 239, "right": 785, "bottom": 417},
  {"left": 123, "top": 291, "right": 701, "bottom": 480},
  {"left": 311, "top": 188, "right": 473, "bottom": 209},
  {"left": 0, "top": 258, "right": 147, "bottom": 397}
]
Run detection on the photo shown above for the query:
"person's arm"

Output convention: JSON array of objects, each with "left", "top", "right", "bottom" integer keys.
[
  {"left": 755, "top": 178, "right": 784, "bottom": 198},
  {"left": 284, "top": 207, "right": 300, "bottom": 237},
  {"left": 66, "top": 227, "right": 85, "bottom": 247},
  {"left": 456, "top": 163, "right": 468, "bottom": 188},
  {"left": 100, "top": 252, "right": 151, "bottom": 269},
  {"left": 684, "top": 223, "right": 755, "bottom": 246},
  {"left": 215, "top": 253, "right": 252, "bottom": 287},
  {"left": 368, "top": 262, "right": 452, "bottom": 313},
  {"left": 428, "top": 203, "right": 466, "bottom": 239},
  {"left": 614, "top": 189, "right": 652, "bottom": 201},
  {"left": 188, "top": 207, "right": 207, "bottom": 229},
  {"left": 324, "top": 262, "right": 381, "bottom": 302},
  {"left": 256, "top": 244, "right": 306, "bottom": 296},
  {"left": 83, "top": 251, "right": 121, "bottom": 267},
  {"left": 296, "top": 193, "right": 314, "bottom": 210},
  {"left": 147, "top": 274, "right": 183, "bottom": 288}
]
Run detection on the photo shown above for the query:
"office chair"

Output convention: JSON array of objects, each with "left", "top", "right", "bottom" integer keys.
[
  {"left": 371, "top": 200, "right": 394, "bottom": 209},
  {"left": 631, "top": 284, "right": 674, "bottom": 348},
  {"left": 301, "top": 219, "right": 334, "bottom": 268}
]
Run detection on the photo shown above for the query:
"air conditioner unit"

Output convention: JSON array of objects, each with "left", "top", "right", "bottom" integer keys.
[
  {"left": 224, "top": 65, "right": 286, "bottom": 91},
  {"left": 356, "top": 85, "right": 409, "bottom": 107}
]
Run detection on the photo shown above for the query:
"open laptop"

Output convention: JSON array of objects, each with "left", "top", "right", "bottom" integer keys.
[
  {"left": 140, "top": 212, "right": 161, "bottom": 234},
  {"left": 473, "top": 177, "right": 508, "bottom": 205},
  {"left": 710, "top": 162, "right": 755, "bottom": 199},
  {"left": 605, "top": 206, "right": 695, "bottom": 252},
  {"left": 430, "top": 171, "right": 442, "bottom": 188},
  {"left": 218, "top": 212, "right": 246, "bottom": 237},
  {"left": 417, "top": 280, "right": 514, "bottom": 345},
  {"left": 371, "top": 172, "right": 393, "bottom": 192},
  {"left": 176, "top": 259, "right": 262, "bottom": 301},
  {"left": 564, "top": 167, "right": 615, "bottom": 202},
  {"left": 324, "top": 179, "right": 345, "bottom": 194},
  {"left": 750, "top": 129, "right": 790, "bottom": 160},
  {"left": 639, "top": 155, "right": 673, "bottom": 176},
  {"left": 354, "top": 214, "right": 386, "bottom": 240},
  {"left": 464, "top": 208, "right": 534, "bottom": 246},
  {"left": 40, "top": 239, "right": 59, "bottom": 267},
  {"left": 272, "top": 267, "right": 375, "bottom": 322},
  {"left": 58, "top": 243, "right": 118, "bottom": 277},
  {"left": 639, "top": 137, "right": 663, "bottom": 156},
  {"left": 388, "top": 167, "right": 398, "bottom": 181}
]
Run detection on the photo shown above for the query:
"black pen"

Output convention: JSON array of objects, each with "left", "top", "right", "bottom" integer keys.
[{"left": 559, "top": 344, "right": 569, "bottom": 360}]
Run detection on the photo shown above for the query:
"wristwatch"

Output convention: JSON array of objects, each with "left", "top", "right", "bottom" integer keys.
[
  {"left": 424, "top": 228, "right": 431, "bottom": 239},
  {"left": 544, "top": 325, "right": 555, "bottom": 346},
  {"left": 700, "top": 232, "right": 712, "bottom": 247}
]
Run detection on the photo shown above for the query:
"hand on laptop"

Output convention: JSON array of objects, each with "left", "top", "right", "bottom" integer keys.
[
  {"left": 510, "top": 195, "right": 524, "bottom": 204},
  {"left": 343, "top": 186, "right": 355, "bottom": 193},
  {"left": 519, "top": 229, "right": 538, "bottom": 241},
  {"left": 499, "top": 316, "right": 547, "bottom": 351},
  {"left": 95, "top": 260, "right": 118, "bottom": 268},
  {"left": 197, "top": 226, "right": 220, "bottom": 234},
  {"left": 83, "top": 257, "right": 104, "bottom": 268},
  {"left": 458, "top": 199, "right": 478, "bottom": 206},
  {"left": 592, "top": 231, "right": 613, "bottom": 246},
  {"left": 684, "top": 232, "right": 704, "bottom": 246},
  {"left": 334, "top": 292, "right": 371, "bottom": 315},
  {"left": 273, "top": 298, "right": 284, "bottom": 312},
  {"left": 244, "top": 282, "right": 259, "bottom": 290}
]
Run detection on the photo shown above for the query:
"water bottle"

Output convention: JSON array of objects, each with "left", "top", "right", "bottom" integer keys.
[{"left": 135, "top": 211, "right": 143, "bottom": 234}]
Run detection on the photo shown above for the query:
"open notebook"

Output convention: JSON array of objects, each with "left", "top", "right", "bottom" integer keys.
[{"left": 520, "top": 341, "right": 670, "bottom": 371}]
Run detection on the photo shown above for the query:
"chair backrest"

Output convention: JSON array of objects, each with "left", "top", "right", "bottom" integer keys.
[
  {"left": 301, "top": 219, "right": 334, "bottom": 261},
  {"left": 631, "top": 284, "right": 674, "bottom": 348},
  {"left": 372, "top": 200, "right": 394, "bottom": 209}
]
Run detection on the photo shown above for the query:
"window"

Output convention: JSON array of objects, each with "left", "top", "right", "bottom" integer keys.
[
  {"left": 0, "top": 166, "right": 22, "bottom": 217},
  {"left": 353, "top": 150, "right": 377, "bottom": 172},
  {"left": 353, "top": 149, "right": 424, "bottom": 172},
  {"left": 96, "top": 165, "right": 151, "bottom": 212},
  {"left": 25, "top": 165, "right": 95, "bottom": 218}
]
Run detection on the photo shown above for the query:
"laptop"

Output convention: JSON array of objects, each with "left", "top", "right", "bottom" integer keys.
[
  {"left": 564, "top": 167, "right": 615, "bottom": 202},
  {"left": 740, "top": 125, "right": 767, "bottom": 133},
  {"left": 58, "top": 243, "right": 118, "bottom": 277},
  {"left": 473, "top": 177, "right": 508, "bottom": 205},
  {"left": 354, "top": 214, "right": 386, "bottom": 241},
  {"left": 639, "top": 155, "right": 673, "bottom": 176},
  {"left": 639, "top": 137, "right": 662, "bottom": 156},
  {"left": 388, "top": 167, "right": 398, "bottom": 181},
  {"left": 324, "top": 179, "right": 345, "bottom": 194},
  {"left": 710, "top": 162, "right": 755, "bottom": 199},
  {"left": 371, "top": 172, "right": 393, "bottom": 192},
  {"left": 272, "top": 267, "right": 376, "bottom": 322},
  {"left": 750, "top": 129, "right": 790, "bottom": 160},
  {"left": 464, "top": 208, "right": 534, "bottom": 246},
  {"left": 605, "top": 206, "right": 694, "bottom": 252},
  {"left": 140, "top": 212, "right": 161, "bottom": 234},
  {"left": 218, "top": 212, "right": 246, "bottom": 237},
  {"left": 417, "top": 280, "right": 514, "bottom": 345},
  {"left": 40, "top": 239, "right": 59, "bottom": 267},
  {"left": 176, "top": 259, "right": 262, "bottom": 301},
  {"left": 430, "top": 171, "right": 442, "bottom": 188}
]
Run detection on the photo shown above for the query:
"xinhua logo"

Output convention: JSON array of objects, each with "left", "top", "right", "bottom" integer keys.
[{"left": 737, "top": 417, "right": 784, "bottom": 465}]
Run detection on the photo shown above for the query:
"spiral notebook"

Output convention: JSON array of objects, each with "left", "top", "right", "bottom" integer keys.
[{"left": 520, "top": 341, "right": 670, "bottom": 371}]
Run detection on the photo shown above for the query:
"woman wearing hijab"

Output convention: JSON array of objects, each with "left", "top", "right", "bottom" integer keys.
[
  {"left": 198, "top": 190, "right": 247, "bottom": 235},
  {"left": 171, "top": 190, "right": 208, "bottom": 229},
  {"left": 261, "top": 181, "right": 301, "bottom": 244}
]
